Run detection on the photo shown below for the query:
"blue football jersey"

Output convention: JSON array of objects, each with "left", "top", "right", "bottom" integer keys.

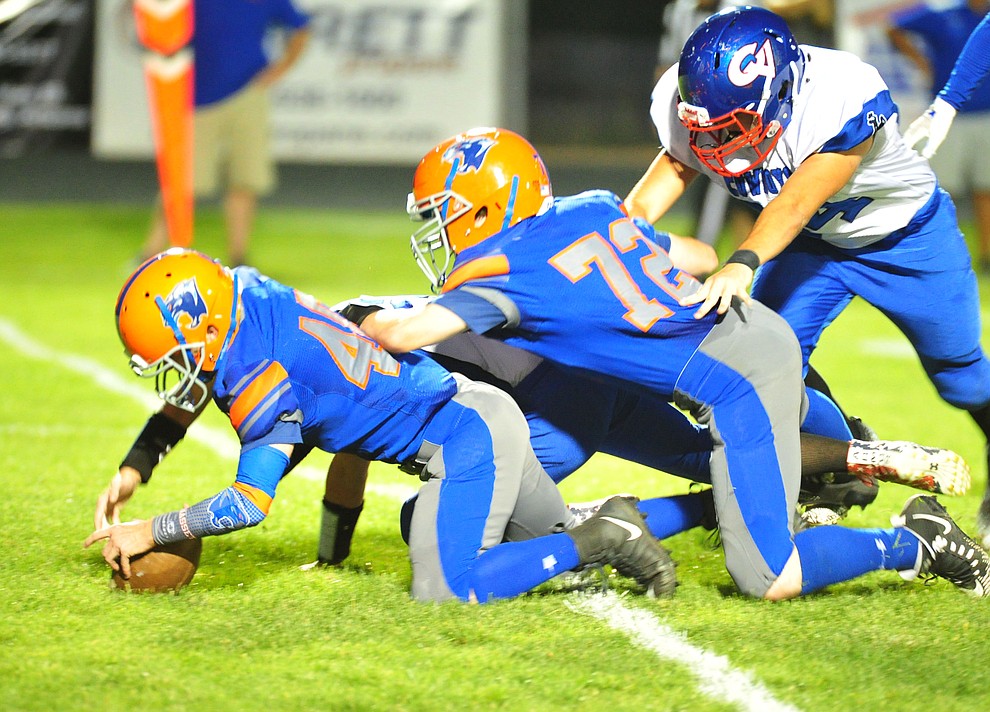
[
  {"left": 434, "top": 190, "right": 712, "bottom": 399},
  {"left": 212, "top": 278, "right": 458, "bottom": 465}
]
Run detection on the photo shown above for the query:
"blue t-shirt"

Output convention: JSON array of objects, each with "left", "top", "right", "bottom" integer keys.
[
  {"left": 892, "top": 2, "right": 990, "bottom": 113},
  {"left": 194, "top": 0, "right": 310, "bottom": 106}
]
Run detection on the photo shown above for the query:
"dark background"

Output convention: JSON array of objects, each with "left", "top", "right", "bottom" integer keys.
[{"left": 0, "top": 0, "right": 673, "bottom": 206}]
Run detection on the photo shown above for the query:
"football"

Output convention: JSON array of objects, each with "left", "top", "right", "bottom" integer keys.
[{"left": 111, "top": 538, "right": 202, "bottom": 593}]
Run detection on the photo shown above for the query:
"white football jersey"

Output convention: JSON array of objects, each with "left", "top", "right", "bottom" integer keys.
[{"left": 651, "top": 46, "right": 937, "bottom": 248}]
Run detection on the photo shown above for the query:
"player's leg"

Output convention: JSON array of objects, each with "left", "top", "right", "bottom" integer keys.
[
  {"left": 600, "top": 387, "right": 713, "bottom": 482},
  {"left": 751, "top": 243, "right": 856, "bottom": 440},
  {"left": 674, "top": 301, "right": 933, "bottom": 598},
  {"left": 514, "top": 363, "right": 618, "bottom": 483},
  {"left": 846, "top": 192, "right": 990, "bottom": 544},
  {"left": 409, "top": 379, "right": 674, "bottom": 601},
  {"left": 404, "top": 380, "right": 583, "bottom": 601},
  {"left": 674, "top": 300, "right": 805, "bottom": 597},
  {"left": 973, "top": 189, "right": 990, "bottom": 273},
  {"left": 224, "top": 84, "right": 275, "bottom": 266}
]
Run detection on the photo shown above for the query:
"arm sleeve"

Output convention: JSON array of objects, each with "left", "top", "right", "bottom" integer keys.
[
  {"left": 150, "top": 445, "right": 291, "bottom": 544},
  {"left": 940, "top": 16, "right": 990, "bottom": 110}
]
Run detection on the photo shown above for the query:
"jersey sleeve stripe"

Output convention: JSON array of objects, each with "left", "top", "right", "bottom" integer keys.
[
  {"left": 441, "top": 255, "right": 510, "bottom": 292},
  {"left": 228, "top": 361, "right": 290, "bottom": 430},
  {"left": 237, "top": 383, "right": 293, "bottom": 441}
]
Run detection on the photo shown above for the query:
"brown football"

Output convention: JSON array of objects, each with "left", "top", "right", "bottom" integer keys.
[{"left": 111, "top": 538, "right": 202, "bottom": 593}]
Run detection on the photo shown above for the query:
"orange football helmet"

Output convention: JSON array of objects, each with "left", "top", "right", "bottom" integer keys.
[
  {"left": 115, "top": 248, "right": 239, "bottom": 411},
  {"left": 408, "top": 127, "right": 553, "bottom": 289}
]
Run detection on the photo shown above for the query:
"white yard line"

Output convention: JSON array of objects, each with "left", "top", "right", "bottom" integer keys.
[
  {"left": 0, "top": 316, "right": 414, "bottom": 497},
  {"left": 568, "top": 593, "right": 799, "bottom": 712},
  {"left": 1, "top": 315, "right": 795, "bottom": 712}
]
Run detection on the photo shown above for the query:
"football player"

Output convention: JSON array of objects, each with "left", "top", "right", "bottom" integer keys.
[
  {"left": 85, "top": 249, "right": 678, "bottom": 602},
  {"left": 359, "top": 126, "right": 990, "bottom": 599},
  {"left": 623, "top": 6, "right": 990, "bottom": 547},
  {"left": 903, "top": 12, "right": 990, "bottom": 159},
  {"left": 318, "top": 317, "right": 975, "bottom": 565}
]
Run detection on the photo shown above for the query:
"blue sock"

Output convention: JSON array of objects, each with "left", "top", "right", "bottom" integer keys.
[
  {"left": 466, "top": 533, "right": 581, "bottom": 603},
  {"left": 795, "top": 526, "right": 920, "bottom": 594},
  {"left": 636, "top": 493, "right": 706, "bottom": 540},
  {"left": 802, "top": 386, "right": 854, "bottom": 440}
]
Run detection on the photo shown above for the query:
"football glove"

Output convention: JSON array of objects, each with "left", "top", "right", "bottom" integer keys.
[{"left": 903, "top": 97, "right": 957, "bottom": 159}]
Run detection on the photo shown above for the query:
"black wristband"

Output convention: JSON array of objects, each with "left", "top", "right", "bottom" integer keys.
[
  {"left": 120, "top": 412, "right": 187, "bottom": 484},
  {"left": 336, "top": 303, "right": 383, "bottom": 328},
  {"left": 725, "top": 249, "right": 760, "bottom": 271}
]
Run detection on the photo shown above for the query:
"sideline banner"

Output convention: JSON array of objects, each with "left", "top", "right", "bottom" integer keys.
[
  {"left": 91, "top": 0, "right": 524, "bottom": 164},
  {"left": 0, "top": 0, "right": 93, "bottom": 156}
]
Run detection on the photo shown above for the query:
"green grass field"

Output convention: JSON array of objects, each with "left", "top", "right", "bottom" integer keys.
[{"left": 1, "top": 203, "right": 989, "bottom": 711}]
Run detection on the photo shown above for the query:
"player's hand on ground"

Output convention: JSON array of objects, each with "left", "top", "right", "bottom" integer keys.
[
  {"left": 679, "top": 263, "right": 754, "bottom": 318},
  {"left": 903, "top": 97, "right": 957, "bottom": 159},
  {"left": 94, "top": 468, "right": 142, "bottom": 530},
  {"left": 83, "top": 519, "right": 155, "bottom": 579}
]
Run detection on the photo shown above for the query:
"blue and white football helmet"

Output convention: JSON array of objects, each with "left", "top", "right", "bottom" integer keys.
[{"left": 676, "top": 6, "right": 804, "bottom": 177}]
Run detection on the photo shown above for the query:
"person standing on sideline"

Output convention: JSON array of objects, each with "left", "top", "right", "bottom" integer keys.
[{"left": 139, "top": 0, "right": 311, "bottom": 267}]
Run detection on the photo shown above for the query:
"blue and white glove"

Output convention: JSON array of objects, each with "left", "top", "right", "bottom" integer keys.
[{"left": 903, "top": 97, "right": 957, "bottom": 159}]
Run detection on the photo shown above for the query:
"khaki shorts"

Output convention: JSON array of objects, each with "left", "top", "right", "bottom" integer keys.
[
  {"left": 194, "top": 83, "right": 275, "bottom": 197},
  {"left": 929, "top": 110, "right": 990, "bottom": 195}
]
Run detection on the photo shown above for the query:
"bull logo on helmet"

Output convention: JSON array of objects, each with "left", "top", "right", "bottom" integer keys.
[
  {"left": 163, "top": 277, "right": 207, "bottom": 329},
  {"left": 727, "top": 40, "right": 777, "bottom": 88},
  {"left": 443, "top": 137, "right": 495, "bottom": 174}
]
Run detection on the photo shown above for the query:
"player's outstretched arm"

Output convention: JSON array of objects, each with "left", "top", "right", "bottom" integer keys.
[
  {"left": 87, "top": 443, "right": 294, "bottom": 576},
  {"left": 624, "top": 149, "right": 696, "bottom": 224},
  {"left": 361, "top": 303, "right": 468, "bottom": 354},
  {"left": 94, "top": 403, "right": 203, "bottom": 530},
  {"left": 681, "top": 142, "right": 869, "bottom": 318}
]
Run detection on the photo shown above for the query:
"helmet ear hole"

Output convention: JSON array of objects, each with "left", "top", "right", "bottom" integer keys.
[{"left": 474, "top": 206, "right": 488, "bottom": 228}]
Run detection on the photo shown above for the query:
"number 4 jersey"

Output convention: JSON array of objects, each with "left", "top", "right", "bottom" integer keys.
[
  {"left": 433, "top": 190, "right": 715, "bottom": 399},
  {"left": 212, "top": 271, "right": 457, "bottom": 464},
  {"left": 651, "top": 46, "right": 937, "bottom": 249}
]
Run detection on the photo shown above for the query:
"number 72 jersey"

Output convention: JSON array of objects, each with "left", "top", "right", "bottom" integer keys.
[{"left": 434, "top": 190, "right": 717, "bottom": 400}]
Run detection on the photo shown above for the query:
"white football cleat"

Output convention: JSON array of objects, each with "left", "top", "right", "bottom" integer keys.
[{"left": 847, "top": 440, "right": 970, "bottom": 496}]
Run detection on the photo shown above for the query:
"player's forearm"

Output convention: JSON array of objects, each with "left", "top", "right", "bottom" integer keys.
[
  {"left": 624, "top": 150, "right": 694, "bottom": 223},
  {"left": 742, "top": 148, "right": 868, "bottom": 263},
  {"left": 734, "top": 203, "right": 807, "bottom": 265},
  {"left": 940, "top": 16, "right": 990, "bottom": 109},
  {"left": 120, "top": 410, "right": 190, "bottom": 483},
  {"left": 151, "top": 484, "right": 268, "bottom": 544},
  {"left": 362, "top": 304, "right": 466, "bottom": 354}
]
